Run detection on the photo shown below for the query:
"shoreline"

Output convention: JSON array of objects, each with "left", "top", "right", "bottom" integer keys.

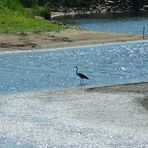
[
  {"left": 2, "top": 81, "right": 147, "bottom": 96},
  {"left": 1, "top": 82, "right": 148, "bottom": 114},
  {"left": 0, "top": 29, "right": 146, "bottom": 52},
  {"left": 1, "top": 39, "right": 148, "bottom": 54}
]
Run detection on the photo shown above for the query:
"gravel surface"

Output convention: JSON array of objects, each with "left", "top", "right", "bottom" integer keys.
[{"left": 0, "top": 82, "right": 148, "bottom": 147}]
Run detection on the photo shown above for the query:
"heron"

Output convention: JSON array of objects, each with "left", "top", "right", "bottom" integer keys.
[{"left": 74, "top": 66, "right": 89, "bottom": 83}]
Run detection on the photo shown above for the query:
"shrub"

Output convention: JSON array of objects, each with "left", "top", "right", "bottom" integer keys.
[
  {"left": 39, "top": 7, "right": 51, "bottom": 20},
  {"left": 20, "top": 0, "right": 37, "bottom": 8},
  {"left": 0, "top": 0, "right": 23, "bottom": 11}
]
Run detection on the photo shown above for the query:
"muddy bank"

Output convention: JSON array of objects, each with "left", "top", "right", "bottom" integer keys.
[
  {"left": 87, "top": 82, "right": 148, "bottom": 94},
  {"left": 87, "top": 82, "right": 148, "bottom": 111}
]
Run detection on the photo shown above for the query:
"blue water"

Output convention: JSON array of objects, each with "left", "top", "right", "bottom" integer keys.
[
  {"left": 64, "top": 17, "right": 148, "bottom": 34},
  {"left": 0, "top": 42, "right": 148, "bottom": 94},
  {"left": 0, "top": 137, "right": 32, "bottom": 148}
]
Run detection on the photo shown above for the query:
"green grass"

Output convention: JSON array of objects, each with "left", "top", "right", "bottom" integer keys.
[{"left": 0, "top": 0, "right": 66, "bottom": 34}]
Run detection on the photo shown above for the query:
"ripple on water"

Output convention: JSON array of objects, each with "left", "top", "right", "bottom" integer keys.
[
  {"left": 0, "top": 41, "right": 148, "bottom": 94},
  {"left": 63, "top": 16, "right": 148, "bottom": 34}
]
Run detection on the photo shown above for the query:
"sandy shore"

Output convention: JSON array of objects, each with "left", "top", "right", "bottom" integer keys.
[
  {"left": 0, "top": 82, "right": 148, "bottom": 146},
  {"left": 0, "top": 29, "right": 146, "bottom": 51}
]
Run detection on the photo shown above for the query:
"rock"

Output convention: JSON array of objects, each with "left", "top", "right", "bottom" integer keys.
[{"left": 143, "top": 5, "right": 148, "bottom": 11}]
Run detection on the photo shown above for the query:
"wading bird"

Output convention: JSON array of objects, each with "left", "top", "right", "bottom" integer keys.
[{"left": 75, "top": 66, "right": 89, "bottom": 83}]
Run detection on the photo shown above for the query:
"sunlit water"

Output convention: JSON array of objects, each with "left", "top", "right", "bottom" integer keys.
[
  {"left": 63, "top": 16, "right": 148, "bottom": 34},
  {"left": 0, "top": 41, "right": 148, "bottom": 95}
]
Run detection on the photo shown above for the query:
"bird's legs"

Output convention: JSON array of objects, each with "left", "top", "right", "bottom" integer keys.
[
  {"left": 79, "top": 78, "right": 83, "bottom": 84},
  {"left": 80, "top": 78, "right": 82, "bottom": 84}
]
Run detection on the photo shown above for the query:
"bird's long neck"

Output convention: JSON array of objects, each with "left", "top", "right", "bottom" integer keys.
[{"left": 76, "top": 67, "right": 78, "bottom": 74}]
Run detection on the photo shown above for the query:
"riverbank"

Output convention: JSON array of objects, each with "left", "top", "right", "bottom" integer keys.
[
  {"left": 0, "top": 82, "right": 148, "bottom": 147},
  {"left": 0, "top": 29, "right": 146, "bottom": 52}
]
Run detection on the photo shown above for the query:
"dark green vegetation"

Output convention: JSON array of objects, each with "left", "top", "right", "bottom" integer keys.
[
  {"left": 0, "top": 0, "right": 65, "bottom": 34},
  {"left": 20, "top": 0, "right": 145, "bottom": 12}
]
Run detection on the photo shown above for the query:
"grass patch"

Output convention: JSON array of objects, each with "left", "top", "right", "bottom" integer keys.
[
  {"left": 0, "top": 1, "right": 66, "bottom": 34},
  {"left": 0, "top": 13, "right": 65, "bottom": 33},
  {"left": 0, "top": 9, "right": 66, "bottom": 34}
]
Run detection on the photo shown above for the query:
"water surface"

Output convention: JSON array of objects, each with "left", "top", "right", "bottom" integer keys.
[
  {"left": 0, "top": 41, "right": 148, "bottom": 95},
  {"left": 62, "top": 15, "right": 148, "bottom": 34}
]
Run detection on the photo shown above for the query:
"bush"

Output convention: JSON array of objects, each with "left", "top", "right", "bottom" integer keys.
[
  {"left": 20, "top": 0, "right": 37, "bottom": 8},
  {"left": 39, "top": 7, "right": 51, "bottom": 20},
  {"left": 0, "top": 0, "right": 23, "bottom": 11},
  {"left": 37, "top": 0, "right": 49, "bottom": 6}
]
